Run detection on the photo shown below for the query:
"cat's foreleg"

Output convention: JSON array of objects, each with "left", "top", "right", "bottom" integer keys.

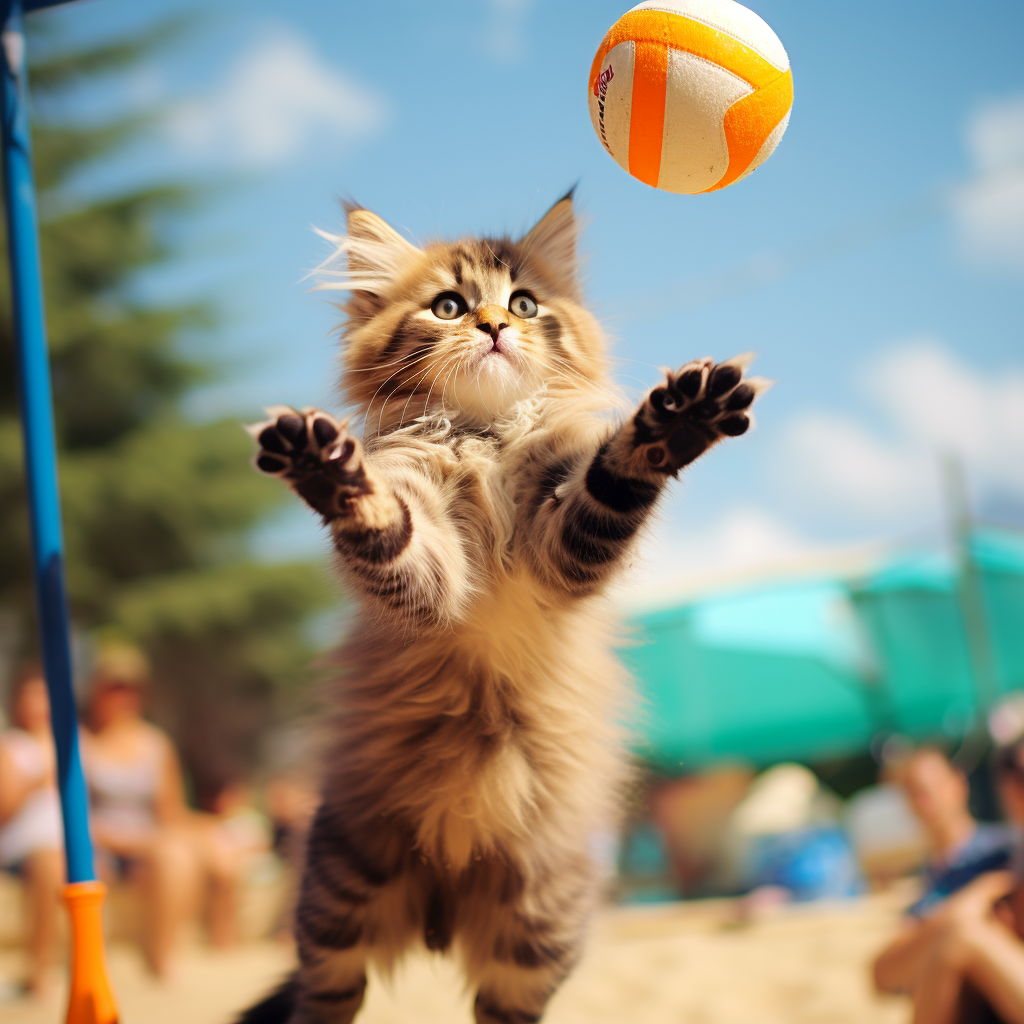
[
  {"left": 250, "top": 407, "right": 468, "bottom": 621},
  {"left": 531, "top": 355, "right": 768, "bottom": 593},
  {"left": 605, "top": 353, "right": 768, "bottom": 476}
]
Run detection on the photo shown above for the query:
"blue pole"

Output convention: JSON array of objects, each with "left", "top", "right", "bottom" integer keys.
[{"left": 1, "top": 0, "right": 95, "bottom": 885}]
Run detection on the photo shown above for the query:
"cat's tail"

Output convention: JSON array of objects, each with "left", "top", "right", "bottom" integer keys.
[{"left": 234, "top": 973, "right": 298, "bottom": 1024}]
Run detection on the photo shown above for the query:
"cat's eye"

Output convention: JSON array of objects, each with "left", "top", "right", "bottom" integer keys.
[
  {"left": 509, "top": 291, "right": 538, "bottom": 319},
  {"left": 431, "top": 292, "right": 467, "bottom": 320}
]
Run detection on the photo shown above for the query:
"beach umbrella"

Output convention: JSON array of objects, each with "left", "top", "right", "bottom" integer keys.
[
  {"left": 1, "top": 0, "right": 118, "bottom": 1020},
  {"left": 624, "top": 528, "right": 1024, "bottom": 773}
]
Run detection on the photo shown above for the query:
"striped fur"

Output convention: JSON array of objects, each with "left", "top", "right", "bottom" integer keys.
[{"left": 242, "top": 194, "right": 767, "bottom": 1024}]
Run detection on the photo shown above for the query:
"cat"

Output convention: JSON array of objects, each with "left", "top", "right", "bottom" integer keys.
[{"left": 238, "top": 191, "right": 768, "bottom": 1024}]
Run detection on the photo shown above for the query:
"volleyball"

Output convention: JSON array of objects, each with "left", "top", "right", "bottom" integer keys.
[{"left": 588, "top": 0, "right": 793, "bottom": 194}]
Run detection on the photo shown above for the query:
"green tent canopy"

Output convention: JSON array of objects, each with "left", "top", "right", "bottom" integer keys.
[{"left": 622, "top": 528, "right": 1024, "bottom": 773}]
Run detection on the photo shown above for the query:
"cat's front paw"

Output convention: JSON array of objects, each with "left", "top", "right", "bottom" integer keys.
[
  {"left": 636, "top": 354, "right": 770, "bottom": 472},
  {"left": 247, "top": 406, "right": 371, "bottom": 520}
]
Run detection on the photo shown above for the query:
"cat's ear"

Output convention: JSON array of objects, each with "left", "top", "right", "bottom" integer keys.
[
  {"left": 518, "top": 188, "right": 580, "bottom": 299},
  {"left": 313, "top": 203, "right": 422, "bottom": 318},
  {"left": 344, "top": 205, "right": 421, "bottom": 277}
]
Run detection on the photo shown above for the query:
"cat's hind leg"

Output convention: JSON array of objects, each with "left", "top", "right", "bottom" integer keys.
[
  {"left": 469, "top": 914, "right": 586, "bottom": 1024},
  {"left": 289, "top": 869, "right": 370, "bottom": 1024},
  {"left": 285, "top": 807, "right": 420, "bottom": 1024},
  {"left": 460, "top": 857, "right": 594, "bottom": 1024}
]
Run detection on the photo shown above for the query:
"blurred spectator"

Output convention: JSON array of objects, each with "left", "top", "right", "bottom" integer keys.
[
  {"left": 0, "top": 662, "right": 63, "bottom": 997},
  {"left": 872, "top": 740, "right": 1024, "bottom": 1024},
  {"left": 727, "top": 763, "right": 863, "bottom": 913},
  {"left": 873, "top": 745, "right": 1014, "bottom": 1003},
  {"left": 194, "top": 771, "right": 273, "bottom": 947},
  {"left": 650, "top": 765, "right": 754, "bottom": 895},
  {"left": 265, "top": 773, "right": 317, "bottom": 868},
  {"left": 900, "top": 747, "right": 1012, "bottom": 917},
  {"left": 845, "top": 782, "right": 928, "bottom": 886},
  {"left": 264, "top": 772, "right": 317, "bottom": 939},
  {"left": 80, "top": 643, "right": 246, "bottom": 977}
]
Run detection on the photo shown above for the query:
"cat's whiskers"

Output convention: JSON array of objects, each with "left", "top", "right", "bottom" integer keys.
[
  {"left": 438, "top": 355, "right": 465, "bottom": 420},
  {"left": 375, "top": 364, "right": 432, "bottom": 437},
  {"left": 396, "top": 360, "right": 442, "bottom": 430},
  {"left": 420, "top": 353, "right": 461, "bottom": 421},
  {"left": 363, "top": 349, "right": 448, "bottom": 437},
  {"left": 400, "top": 353, "right": 459, "bottom": 428},
  {"left": 543, "top": 352, "right": 622, "bottom": 407},
  {"left": 368, "top": 359, "right": 440, "bottom": 439},
  {"left": 378, "top": 348, "right": 461, "bottom": 434},
  {"left": 364, "top": 364, "right": 421, "bottom": 428},
  {"left": 347, "top": 346, "right": 441, "bottom": 375}
]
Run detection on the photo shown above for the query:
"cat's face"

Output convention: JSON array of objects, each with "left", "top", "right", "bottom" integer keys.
[{"left": 316, "top": 194, "right": 607, "bottom": 429}]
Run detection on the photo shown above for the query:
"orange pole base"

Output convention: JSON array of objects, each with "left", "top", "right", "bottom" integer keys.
[{"left": 63, "top": 881, "right": 119, "bottom": 1024}]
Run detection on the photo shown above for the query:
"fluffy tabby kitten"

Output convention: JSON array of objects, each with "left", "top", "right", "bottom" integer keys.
[{"left": 239, "top": 192, "right": 767, "bottom": 1024}]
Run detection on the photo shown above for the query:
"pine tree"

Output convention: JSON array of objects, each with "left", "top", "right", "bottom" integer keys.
[{"left": 0, "top": 21, "right": 333, "bottom": 792}]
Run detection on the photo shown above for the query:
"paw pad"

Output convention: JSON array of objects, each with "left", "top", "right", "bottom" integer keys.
[
  {"left": 245, "top": 406, "right": 370, "bottom": 520},
  {"left": 637, "top": 354, "right": 771, "bottom": 472}
]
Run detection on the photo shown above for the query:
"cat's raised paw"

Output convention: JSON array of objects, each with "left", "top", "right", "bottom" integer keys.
[
  {"left": 636, "top": 354, "right": 771, "bottom": 473},
  {"left": 247, "top": 406, "right": 371, "bottom": 520}
]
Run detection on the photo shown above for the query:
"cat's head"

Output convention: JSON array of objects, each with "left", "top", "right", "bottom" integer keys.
[{"left": 315, "top": 192, "right": 608, "bottom": 431}]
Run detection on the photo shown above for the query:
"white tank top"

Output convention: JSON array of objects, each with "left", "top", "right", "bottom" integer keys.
[
  {"left": 85, "top": 729, "right": 162, "bottom": 842},
  {"left": 0, "top": 729, "right": 63, "bottom": 866}
]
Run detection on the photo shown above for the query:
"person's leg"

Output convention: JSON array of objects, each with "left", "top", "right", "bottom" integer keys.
[
  {"left": 875, "top": 919, "right": 943, "bottom": 994},
  {"left": 914, "top": 918, "right": 1024, "bottom": 1024},
  {"left": 912, "top": 926, "right": 969, "bottom": 1024},
  {"left": 197, "top": 822, "right": 242, "bottom": 948},
  {"left": 21, "top": 848, "right": 64, "bottom": 994},
  {"left": 137, "top": 828, "right": 200, "bottom": 978},
  {"left": 961, "top": 921, "right": 1024, "bottom": 1024}
]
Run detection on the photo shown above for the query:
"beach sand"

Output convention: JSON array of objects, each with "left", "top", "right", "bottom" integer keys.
[{"left": 1, "top": 891, "right": 910, "bottom": 1024}]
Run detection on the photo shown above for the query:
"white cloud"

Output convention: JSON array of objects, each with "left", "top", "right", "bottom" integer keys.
[
  {"left": 954, "top": 94, "right": 1024, "bottom": 271},
  {"left": 167, "top": 29, "right": 388, "bottom": 166},
  {"left": 871, "top": 343, "right": 1024, "bottom": 491},
  {"left": 780, "top": 339, "right": 1024, "bottom": 521},
  {"left": 784, "top": 412, "right": 932, "bottom": 517},
  {"left": 482, "top": 0, "right": 535, "bottom": 64},
  {"left": 614, "top": 506, "right": 824, "bottom": 608}
]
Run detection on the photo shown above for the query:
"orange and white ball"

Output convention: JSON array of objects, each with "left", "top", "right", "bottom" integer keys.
[{"left": 589, "top": 0, "right": 793, "bottom": 194}]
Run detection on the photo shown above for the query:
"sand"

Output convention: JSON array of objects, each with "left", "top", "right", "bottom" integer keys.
[{"left": 1, "top": 892, "right": 911, "bottom": 1024}]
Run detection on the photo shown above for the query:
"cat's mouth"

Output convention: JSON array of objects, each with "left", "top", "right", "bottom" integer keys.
[{"left": 473, "top": 336, "right": 513, "bottom": 368}]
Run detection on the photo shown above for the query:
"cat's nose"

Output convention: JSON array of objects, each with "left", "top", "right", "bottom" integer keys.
[{"left": 475, "top": 305, "right": 510, "bottom": 343}]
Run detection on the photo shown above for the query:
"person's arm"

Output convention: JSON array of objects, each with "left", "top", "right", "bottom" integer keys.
[
  {"left": 960, "top": 919, "right": 1024, "bottom": 1024},
  {"left": 873, "top": 917, "right": 943, "bottom": 994},
  {"left": 0, "top": 739, "right": 48, "bottom": 825},
  {"left": 874, "top": 873, "right": 1017, "bottom": 995},
  {"left": 911, "top": 875, "right": 1024, "bottom": 1024},
  {"left": 153, "top": 731, "right": 190, "bottom": 825}
]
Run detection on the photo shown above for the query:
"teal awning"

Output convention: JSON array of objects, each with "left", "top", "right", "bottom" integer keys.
[{"left": 623, "top": 528, "right": 1024, "bottom": 773}]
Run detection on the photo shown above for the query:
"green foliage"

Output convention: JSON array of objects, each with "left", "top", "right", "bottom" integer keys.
[{"left": 0, "top": 23, "right": 334, "bottom": 786}]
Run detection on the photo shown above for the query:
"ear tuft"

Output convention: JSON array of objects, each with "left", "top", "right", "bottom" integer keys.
[
  {"left": 518, "top": 191, "right": 581, "bottom": 299},
  {"left": 311, "top": 204, "right": 422, "bottom": 319},
  {"left": 344, "top": 206, "right": 418, "bottom": 258}
]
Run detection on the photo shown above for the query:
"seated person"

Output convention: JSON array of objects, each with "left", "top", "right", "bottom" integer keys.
[
  {"left": 0, "top": 663, "right": 64, "bottom": 998},
  {"left": 874, "top": 746, "right": 1013, "bottom": 995},
  {"left": 901, "top": 747, "right": 1011, "bottom": 916},
  {"left": 193, "top": 769, "right": 273, "bottom": 948},
  {"left": 81, "top": 643, "right": 244, "bottom": 978},
  {"left": 874, "top": 740, "right": 1024, "bottom": 1024}
]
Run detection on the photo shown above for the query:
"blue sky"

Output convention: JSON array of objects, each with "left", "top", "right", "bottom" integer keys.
[{"left": 41, "top": 0, "right": 1024, "bottom": 598}]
